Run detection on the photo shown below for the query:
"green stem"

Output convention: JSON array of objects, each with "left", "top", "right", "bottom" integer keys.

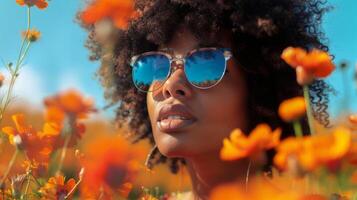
[
  {"left": 22, "top": 172, "right": 31, "bottom": 200},
  {"left": 56, "top": 132, "right": 72, "bottom": 175},
  {"left": 245, "top": 160, "right": 252, "bottom": 192},
  {"left": 293, "top": 120, "right": 303, "bottom": 137},
  {"left": 0, "top": 7, "right": 32, "bottom": 125},
  {"left": 303, "top": 85, "right": 315, "bottom": 135},
  {"left": 29, "top": 173, "right": 41, "bottom": 187},
  {"left": 17, "top": 7, "right": 31, "bottom": 64},
  {"left": 0, "top": 39, "right": 31, "bottom": 121},
  {"left": 17, "top": 42, "right": 31, "bottom": 68},
  {"left": 0, "top": 149, "right": 19, "bottom": 186}
]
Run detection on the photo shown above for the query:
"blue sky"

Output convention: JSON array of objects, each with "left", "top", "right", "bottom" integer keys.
[{"left": 0, "top": 0, "right": 356, "bottom": 118}]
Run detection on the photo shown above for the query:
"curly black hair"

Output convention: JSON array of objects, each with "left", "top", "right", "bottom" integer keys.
[{"left": 78, "top": 0, "right": 331, "bottom": 173}]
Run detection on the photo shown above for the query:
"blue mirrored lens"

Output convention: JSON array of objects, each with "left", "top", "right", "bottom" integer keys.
[
  {"left": 185, "top": 49, "right": 226, "bottom": 88},
  {"left": 132, "top": 54, "right": 170, "bottom": 91}
]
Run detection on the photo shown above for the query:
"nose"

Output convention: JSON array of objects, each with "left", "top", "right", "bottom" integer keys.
[{"left": 161, "top": 61, "right": 193, "bottom": 100}]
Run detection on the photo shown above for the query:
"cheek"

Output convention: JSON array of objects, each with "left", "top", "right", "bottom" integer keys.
[
  {"left": 190, "top": 66, "right": 248, "bottom": 153},
  {"left": 146, "top": 93, "right": 156, "bottom": 130},
  {"left": 195, "top": 82, "right": 247, "bottom": 146}
]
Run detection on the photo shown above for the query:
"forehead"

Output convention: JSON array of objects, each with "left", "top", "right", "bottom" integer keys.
[{"left": 159, "top": 25, "right": 232, "bottom": 55}]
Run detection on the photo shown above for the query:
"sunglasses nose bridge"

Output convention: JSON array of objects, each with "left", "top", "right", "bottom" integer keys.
[{"left": 171, "top": 57, "right": 185, "bottom": 72}]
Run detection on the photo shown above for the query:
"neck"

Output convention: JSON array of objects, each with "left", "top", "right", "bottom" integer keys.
[{"left": 185, "top": 152, "right": 253, "bottom": 200}]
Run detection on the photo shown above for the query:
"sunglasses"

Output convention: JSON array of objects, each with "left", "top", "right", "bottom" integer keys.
[{"left": 130, "top": 47, "right": 233, "bottom": 92}]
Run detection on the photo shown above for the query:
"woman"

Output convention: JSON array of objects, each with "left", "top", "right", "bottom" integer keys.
[{"left": 80, "top": 0, "right": 329, "bottom": 199}]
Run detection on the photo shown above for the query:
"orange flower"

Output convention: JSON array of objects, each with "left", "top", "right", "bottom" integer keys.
[
  {"left": 81, "top": 0, "right": 140, "bottom": 29},
  {"left": 16, "top": 0, "right": 48, "bottom": 9},
  {"left": 21, "top": 28, "right": 41, "bottom": 42},
  {"left": 43, "top": 89, "right": 96, "bottom": 147},
  {"left": 220, "top": 124, "right": 281, "bottom": 161},
  {"left": 38, "top": 175, "right": 76, "bottom": 199},
  {"left": 80, "top": 135, "right": 146, "bottom": 199},
  {"left": 274, "top": 127, "right": 351, "bottom": 172},
  {"left": 281, "top": 47, "right": 335, "bottom": 85},
  {"left": 2, "top": 114, "right": 58, "bottom": 165},
  {"left": 210, "top": 177, "right": 306, "bottom": 200},
  {"left": 44, "top": 89, "right": 95, "bottom": 121},
  {"left": 278, "top": 97, "right": 306, "bottom": 122}
]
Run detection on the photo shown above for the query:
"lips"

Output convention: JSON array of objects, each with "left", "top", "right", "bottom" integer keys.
[{"left": 156, "top": 104, "right": 197, "bottom": 133}]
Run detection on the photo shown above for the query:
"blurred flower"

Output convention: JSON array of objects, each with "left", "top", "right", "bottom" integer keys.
[
  {"left": 274, "top": 127, "right": 351, "bottom": 172},
  {"left": 21, "top": 28, "right": 41, "bottom": 42},
  {"left": 220, "top": 124, "right": 281, "bottom": 161},
  {"left": 278, "top": 97, "right": 306, "bottom": 122},
  {"left": 44, "top": 89, "right": 95, "bottom": 121},
  {"left": 281, "top": 47, "right": 335, "bottom": 85},
  {"left": 38, "top": 175, "right": 76, "bottom": 200},
  {"left": 2, "top": 114, "right": 56, "bottom": 165},
  {"left": 43, "top": 89, "right": 96, "bottom": 147},
  {"left": 210, "top": 183, "right": 246, "bottom": 200},
  {"left": 210, "top": 177, "right": 307, "bottom": 200},
  {"left": 16, "top": 0, "right": 48, "bottom": 9},
  {"left": 22, "top": 160, "right": 47, "bottom": 177},
  {"left": 81, "top": 0, "right": 141, "bottom": 29},
  {"left": 80, "top": 135, "right": 146, "bottom": 199}
]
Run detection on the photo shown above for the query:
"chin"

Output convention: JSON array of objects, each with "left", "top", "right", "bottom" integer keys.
[{"left": 155, "top": 134, "right": 194, "bottom": 158}]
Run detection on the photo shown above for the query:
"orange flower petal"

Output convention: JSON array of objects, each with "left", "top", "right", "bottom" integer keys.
[
  {"left": 281, "top": 47, "right": 335, "bottom": 81},
  {"left": 35, "top": 0, "right": 48, "bottom": 9},
  {"left": 39, "top": 122, "right": 61, "bottom": 138},
  {"left": 278, "top": 97, "right": 306, "bottom": 122},
  {"left": 329, "top": 127, "right": 351, "bottom": 158},
  {"left": 229, "top": 129, "right": 249, "bottom": 147},
  {"left": 45, "top": 106, "right": 65, "bottom": 124},
  {"left": 12, "top": 114, "right": 27, "bottom": 133},
  {"left": 302, "top": 49, "right": 335, "bottom": 77},
  {"left": 16, "top": 0, "right": 26, "bottom": 6},
  {"left": 220, "top": 138, "right": 246, "bottom": 161},
  {"left": 21, "top": 29, "right": 41, "bottom": 42},
  {"left": 281, "top": 47, "right": 307, "bottom": 68},
  {"left": 2, "top": 126, "right": 17, "bottom": 136},
  {"left": 275, "top": 127, "right": 351, "bottom": 172},
  {"left": 221, "top": 124, "right": 281, "bottom": 161},
  {"left": 117, "top": 182, "right": 133, "bottom": 198},
  {"left": 81, "top": 0, "right": 139, "bottom": 30},
  {"left": 66, "top": 178, "right": 76, "bottom": 192},
  {"left": 268, "top": 127, "right": 282, "bottom": 149}
]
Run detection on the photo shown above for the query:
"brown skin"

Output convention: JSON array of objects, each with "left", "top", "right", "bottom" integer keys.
[{"left": 147, "top": 26, "right": 255, "bottom": 199}]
